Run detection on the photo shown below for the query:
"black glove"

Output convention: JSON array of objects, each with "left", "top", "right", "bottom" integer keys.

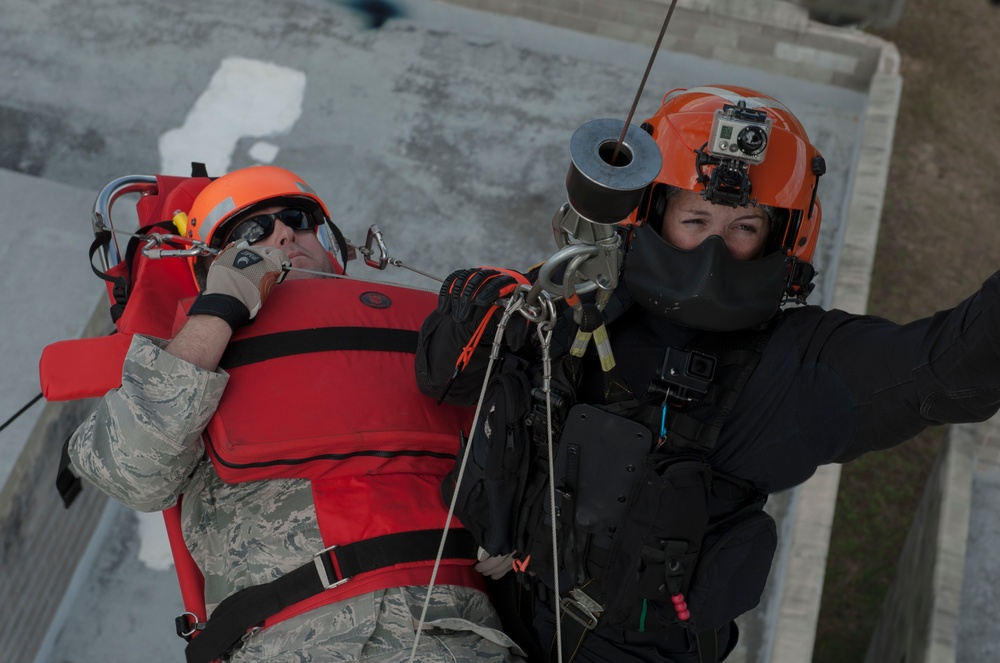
[{"left": 437, "top": 267, "right": 527, "bottom": 323}]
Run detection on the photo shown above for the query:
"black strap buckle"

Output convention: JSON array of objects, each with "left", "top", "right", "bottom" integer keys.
[
  {"left": 559, "top": 588, "right": 602, "bottom": 630},
  {"left": 313, "top": 544, "right": 352, "bottom": 590}
]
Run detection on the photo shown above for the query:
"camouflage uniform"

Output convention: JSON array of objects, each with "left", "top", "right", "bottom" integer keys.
[{"left": 69, "top": 335, "right": 524, "bottom": 662}]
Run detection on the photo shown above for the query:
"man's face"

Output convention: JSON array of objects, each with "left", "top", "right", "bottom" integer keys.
[
  {"left": 660, "top": 189, "right": 770, "bottom": 261},
  {"left": 231, "top": 205, "right": 335, "bottom": 279}
]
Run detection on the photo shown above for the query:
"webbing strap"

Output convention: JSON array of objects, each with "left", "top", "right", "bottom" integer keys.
[
  {"left": 88, "top": 233, "right": 128, "bottom": 322},
  {"left": 553, "top": 602, "right": 594, "bottom": 663},
  {"left": 88, "top": 220, "right": 182, "bottom": 323},
  {"left": 56, "top": 434, "right": 83, "bottom": 508},
  {"left": 693, "top": 628, "right": 720, "bottom": 662},
  {"left": 667, "top": 324, "right": 776, "bottom": 453},
  {"left": 184, "top": 529, "right": 476, "bottom": 663},
  {"left": 218, "top": 327, "right": 418, "bottom": 370}
]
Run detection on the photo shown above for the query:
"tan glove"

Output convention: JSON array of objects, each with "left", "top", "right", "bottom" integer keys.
[
  {"left": 188, "top": 242, "right": 289, "bottom": 329},
  {"left": 475, "top": 546, "right": 518, "bottom": 580},
  {"left": 205, "top": 242, "right": 288, "bottom": 319}
]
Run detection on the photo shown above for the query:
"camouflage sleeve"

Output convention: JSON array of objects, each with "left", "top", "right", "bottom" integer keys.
[{"left": 68, "top": 335, "right": 229, "bottom": 512}]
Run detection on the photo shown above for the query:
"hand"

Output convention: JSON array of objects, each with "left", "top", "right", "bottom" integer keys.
[
  {"left": 205, "top": 242, "right": 289, "bottom": 320},
  {"left": 475, "top": 546, "right": 518, "bottom": 580},
  {"left": 437, "top": 267, "right": 528, "bottom": 323}
]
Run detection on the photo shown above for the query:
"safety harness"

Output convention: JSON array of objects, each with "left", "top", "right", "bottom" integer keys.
[
  {"left": 182, "top": 529, "right": 478, "bottom": 663},
  {"left": 542, "top": 320, "right": 777, "bottom": 663},
  {"left": 447, "top": 285, "right": 778, "bottom": 663}
]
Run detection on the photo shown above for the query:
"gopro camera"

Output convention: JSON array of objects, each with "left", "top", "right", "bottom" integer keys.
[
  {"left": 653, "top": 348, "right": 717, "bottom": 402},
  {"left": 708, "top": 103, "right": 773, "bottom": 165}
]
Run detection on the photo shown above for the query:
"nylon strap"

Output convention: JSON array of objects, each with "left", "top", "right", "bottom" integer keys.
[
  {"left": 666, "top": 325, "right": 776, "bottom": 454},
  {"left": 187, "top": 293, "right": 250, "bottom": 331},
  {"left": 218, "top": 327, "right": 418, "bottom": 370},
  {"left": 184, "top": 529, "right": 476, "bottom": 663}
]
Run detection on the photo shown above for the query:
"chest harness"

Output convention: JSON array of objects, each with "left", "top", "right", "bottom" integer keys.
[{"left": 447, "top": 286, "right": 778, "bottom": 663}]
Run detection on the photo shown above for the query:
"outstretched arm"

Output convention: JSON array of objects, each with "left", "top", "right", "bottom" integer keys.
[{"left": 799, "top": 270, "right": 1000, "bottom": 463}]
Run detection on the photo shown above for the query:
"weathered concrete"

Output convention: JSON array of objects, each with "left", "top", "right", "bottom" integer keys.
[
  {"left": 0, "top": 170, "right": 110, "bottom": 663},
  {"left": 866, "top": 413, "right": 1000, "bottom": 663}
]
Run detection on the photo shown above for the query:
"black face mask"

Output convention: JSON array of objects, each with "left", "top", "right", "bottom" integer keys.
[{"left": 623, "top": 224, "right": 789, "bottom": 332}]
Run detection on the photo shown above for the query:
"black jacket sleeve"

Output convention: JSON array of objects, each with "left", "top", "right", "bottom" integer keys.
[{"left": 793, "top": 270, "right": 1000, "bottom": 463}]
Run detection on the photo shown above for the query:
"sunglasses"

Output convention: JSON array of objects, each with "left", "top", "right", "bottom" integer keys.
[{"left": 218, "top": 208, "right": 319, "bottom": 247}]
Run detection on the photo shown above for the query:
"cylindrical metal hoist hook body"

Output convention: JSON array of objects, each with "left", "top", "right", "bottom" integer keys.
[{"left": 565, "top": 118, "right": 662, "bottom": 225}]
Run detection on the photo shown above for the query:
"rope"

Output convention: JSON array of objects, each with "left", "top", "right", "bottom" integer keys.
[
  {"left": 407, "top": 294, "right": 527, "bottom": 663},
  {"left": 0, "top": 392, "right": 43, "bottom": 436}
]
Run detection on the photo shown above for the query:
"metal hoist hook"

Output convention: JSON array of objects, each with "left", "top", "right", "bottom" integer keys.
[{"left": 530, "top": 243, "right": 601, "bottom": 305}]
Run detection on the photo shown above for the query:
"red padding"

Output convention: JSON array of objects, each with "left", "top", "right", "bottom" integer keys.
[
  {"left": 38, "top": 334, "right": 132, "bottom": 401},
  {"left": 163, "top": 500, "right": 207, "bottom": 624}
]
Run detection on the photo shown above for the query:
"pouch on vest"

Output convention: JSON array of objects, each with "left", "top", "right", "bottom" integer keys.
[
  {"left": 539, "top": 404, "right": 652, "bottom": 583},
  {"left": 683, "top": 503, "right": 776, "bottom": 631},
  {"left": 442, "top": 363, "right": 533, "bottom": 556},
  {"left": 600, "top": 454, "right": 713, "bottom": 631}
]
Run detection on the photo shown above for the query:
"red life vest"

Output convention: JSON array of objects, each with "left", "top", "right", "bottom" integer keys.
[
  {"left": 41, "top": 276, "right": 484, "bottom": 630},
  {"left": 186, "top": 277, "right": 483, "bottom": 626}
]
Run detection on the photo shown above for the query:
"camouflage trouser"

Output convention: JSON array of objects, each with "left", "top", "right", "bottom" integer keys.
[{"left": 230, "top": 585, "right": 526, "bottom": 662}]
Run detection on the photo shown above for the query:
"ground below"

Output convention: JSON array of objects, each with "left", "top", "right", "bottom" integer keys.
[{"left": 814, "top": 1, "right": 1000, "bottom": 660}]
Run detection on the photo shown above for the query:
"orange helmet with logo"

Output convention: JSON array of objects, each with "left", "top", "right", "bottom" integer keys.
[
  {"left": 186, "top": 165, "right": 330, "bottom": 245},
  {"left": 623, "top": 85, "right": 825, "bottom": 331},
  {"left": 638, "top": 84, "right": 824, "bottom": 270}
]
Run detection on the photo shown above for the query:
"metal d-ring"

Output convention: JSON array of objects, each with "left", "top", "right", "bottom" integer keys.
[{"left": 535, "top": 243, "right": 600, "bottom": 301}]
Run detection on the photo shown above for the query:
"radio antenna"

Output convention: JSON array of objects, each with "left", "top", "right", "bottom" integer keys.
[{"left": 610, "top": 0, "right": 679, "bottom": 165}]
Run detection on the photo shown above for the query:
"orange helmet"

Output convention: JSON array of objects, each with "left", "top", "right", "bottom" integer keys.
[
  {"left": 622, "top": 86, "right": 825, "bottom": 331},
  {"left": 637, "top": 85, "right": 824, "bottom": 272},
  {"left": 186, "top": 165, "right": 329, "bottom": 245}
]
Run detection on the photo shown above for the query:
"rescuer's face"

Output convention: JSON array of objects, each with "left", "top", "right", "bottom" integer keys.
[{"left": 660, "top": 189, "right": 770, "bottom": 261}]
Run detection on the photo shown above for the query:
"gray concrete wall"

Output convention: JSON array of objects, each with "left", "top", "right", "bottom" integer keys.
[
  {"left": 437, "top": 0, "right": 887, "bottom": 90},
  {"left": 957, "top": 429, "right": 1000, "bottom": 662},
  {"left": 866, "top": 414, "right": 1000, "bottom": 663},
  {"left": 787, "top": 0, "right": 908, "bottom": 28},
  {"left": 0, "top": 171, "right": 109, "bottom": 663}
]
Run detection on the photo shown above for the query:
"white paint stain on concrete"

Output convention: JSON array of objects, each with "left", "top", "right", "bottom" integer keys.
[
  {"left": 136, "top": 510, "right": 175, "bottom": 571},
  {"left": 249, "top": 140, "right": 281, "bottom": 163},
  {"left": 159, "top": 56, "right": 307, "bottom": 176}
]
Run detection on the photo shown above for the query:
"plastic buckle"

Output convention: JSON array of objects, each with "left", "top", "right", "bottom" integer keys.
[
  {"left": 560, "top": 588, "right": 602, "bottom": 630},
  {"left": 313, "top": 545, "right": 351, "bottom": 590}
]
